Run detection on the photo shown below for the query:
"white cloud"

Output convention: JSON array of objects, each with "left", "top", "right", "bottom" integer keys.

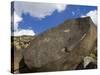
[
  {"left": 14, "top": 2, "right": 67, "bottom": 19},
  {"left": 12, "top": 12, "right": 35, "bottom": 36},
  {"left": 13, "top": 29, "right": 35, "bottom": 36},
  {"left": 81, "top": 10, "right": 97, "bottom": 25},
  {"left": 55, "top": 4, "right": 67, "bottom": 12},
  {"left": 13, "top": 12, "right": 23, "bottom": 31},
  {"left": 12, "top": 2, "right": 67, "bottom": 36}
]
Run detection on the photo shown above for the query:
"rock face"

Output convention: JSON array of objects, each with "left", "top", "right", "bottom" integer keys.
[
  {"left": 23, "top": 17, "right": 97, "bottom": 72},
  {"left": 11, "top": 36, "right": 34, "bottom": 73}
]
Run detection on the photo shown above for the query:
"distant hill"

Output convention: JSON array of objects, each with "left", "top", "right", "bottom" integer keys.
[{"left": 11, "top": 35, "right": 35, "bottom": 50}]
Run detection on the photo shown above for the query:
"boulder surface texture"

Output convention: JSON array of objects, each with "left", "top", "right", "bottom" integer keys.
[{"left": 23, "top": 17, "right": 97, "bottom": 72}]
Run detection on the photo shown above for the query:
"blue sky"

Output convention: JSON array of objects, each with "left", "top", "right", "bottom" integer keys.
[{"left": 12, "top": 2, "right": 97, "bottom": 36}]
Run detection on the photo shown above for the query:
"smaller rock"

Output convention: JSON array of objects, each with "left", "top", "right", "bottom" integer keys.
[{"left": 83, "top": 56, "right": 96, "bottom": 68}]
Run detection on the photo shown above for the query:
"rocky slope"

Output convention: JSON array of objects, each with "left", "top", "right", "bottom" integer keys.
[{"left": 11, "top": 36, "right": 35, "bottom": 73}]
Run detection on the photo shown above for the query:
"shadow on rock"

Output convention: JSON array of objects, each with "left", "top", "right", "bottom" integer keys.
[{"left": 19, "top": 58, "right": 32, "bottom": 73}]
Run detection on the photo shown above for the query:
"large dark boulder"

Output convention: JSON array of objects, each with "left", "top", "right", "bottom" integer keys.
[{"left": 22, "top": 17, "right": 97, "bottom": 72}]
